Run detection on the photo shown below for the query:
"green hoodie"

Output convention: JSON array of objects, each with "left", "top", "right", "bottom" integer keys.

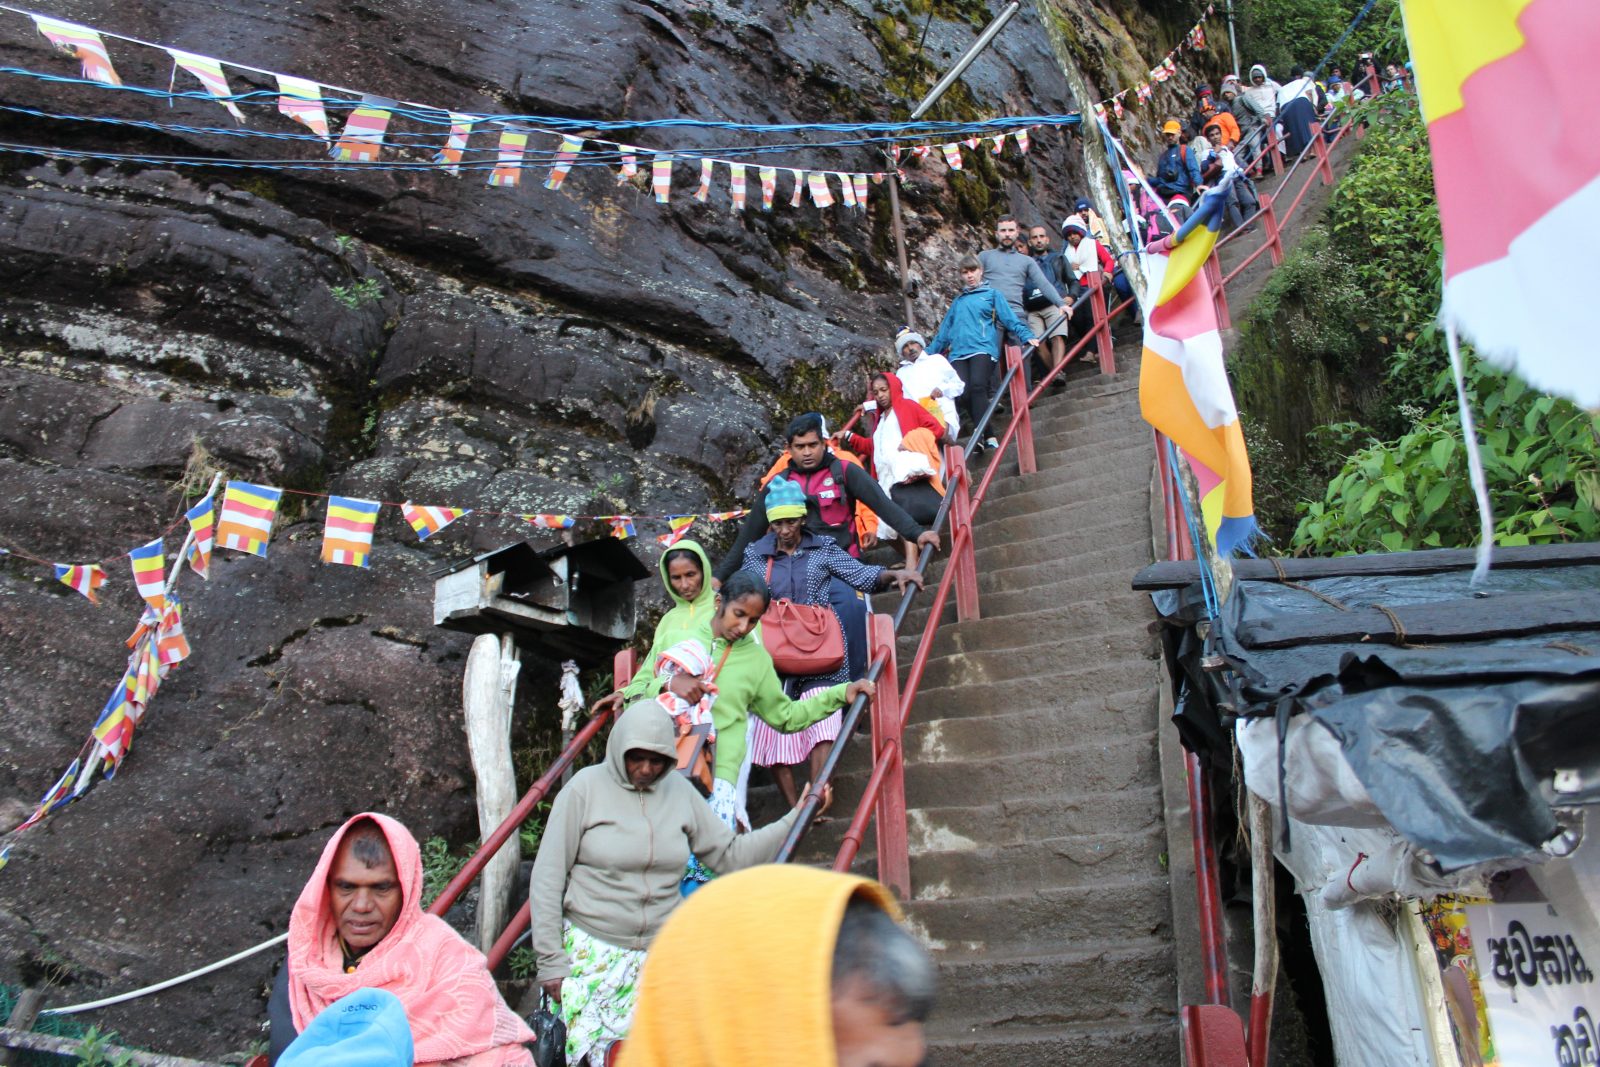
[{"left": 621, "top": 539, "right": 717, "bottom": 703}]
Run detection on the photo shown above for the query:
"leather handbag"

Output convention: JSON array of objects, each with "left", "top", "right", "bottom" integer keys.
[
  {"left": 675, "top": 722, "right": 715, "bottom": 796},
  {"left": 761, "top": 559, "right": 846, "bottom": 675},
  {"left": 530, "top": 991, "right": 566, "bottom": 1067}
]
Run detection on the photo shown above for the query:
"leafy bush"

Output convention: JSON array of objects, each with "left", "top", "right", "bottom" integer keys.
[{"left": 420, "top": 835, "right": 468, "bottom": 908}]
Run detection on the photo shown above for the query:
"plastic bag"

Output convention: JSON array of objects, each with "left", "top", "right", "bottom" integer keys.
[{"left": 530, "top": 991, "right": 566, "bottom": 1067}]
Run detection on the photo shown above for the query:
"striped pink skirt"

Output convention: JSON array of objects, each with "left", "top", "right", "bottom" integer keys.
[{"left": 748, "top": 687, "right": 843, "bottom": 767}]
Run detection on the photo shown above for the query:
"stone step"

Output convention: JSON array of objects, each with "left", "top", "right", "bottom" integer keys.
[
  {"left": 905, "top": 655, "right": 1158, "bottom": 718},
  {"left": 980, "top": 469, "right": 1157, "bottom": 524},
  {"left": 899, "top": 565, "right": 1153, "bottom": 633},
  {"left": 973, "top": 544, "right": 1156, "bottom": 598},
  {"left": 927, "top": 1020, "right": 1179, "bottom": 1067},
  {"left": 907, "top": 627, "right": 1157, "bottom": 692},
  {"left": 1030, "top": 422, "right": 1152, "bottom": 460},
  {"left": 904, "top": 687, "right": 1158, "bottom": 761},
  {"left": 906, "top": 825, "right": 1168, "bottom": 901},
  {"left": 898, "top": 605, "right": 1153, "bottom": 668},
  {"left": 927, "top": 940, "right": 1177, "bottom": 1033},
  {"left": 903, "top": 879, "right": 1173, "bottom": 954},
  {"left": 965, "top": 516, "right": 1153, "bottom": 574}
]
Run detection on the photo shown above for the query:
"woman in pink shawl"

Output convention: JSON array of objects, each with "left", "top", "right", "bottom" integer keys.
[{"left": 267, "top": 813, "right": 534, "bottom": 1067}]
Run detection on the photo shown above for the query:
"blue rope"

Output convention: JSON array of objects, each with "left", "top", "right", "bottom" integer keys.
[{"left": 1167, "top": 440, "right": 1222, "bottom": 620}]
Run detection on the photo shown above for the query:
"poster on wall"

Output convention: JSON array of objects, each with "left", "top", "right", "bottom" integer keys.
[
  {"left": 1421, "top": 896, "right": 1498, "bottom": 1066},
  {"left": 1466, "top": 901, "right": 1598, "bottom": 1066}
]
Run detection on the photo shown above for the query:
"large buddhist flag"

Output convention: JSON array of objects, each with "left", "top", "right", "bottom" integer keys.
[
  {"left": 216, "top": 481, "right": 282, "bottom": 557},
  {"left": 128, "top": 536, "right": 167, "bottom": 610},
  {"left": 1139, "top": 166, "right": 1256, "bottom": 555},
  {"left": 1402, "top": 0, "right": 1600, "bottom": 406},
  {"left": 33, "top": 15, "right": 121, "bottom": 86},
  {"left": 321, "top": 495, "right": 381, "bottom": 567},
  {"left": 54, "top": 563, "right": 107, "bottom": 603},
  {"left": 184, "top": 492, "right": 215, "bottom": 578}
]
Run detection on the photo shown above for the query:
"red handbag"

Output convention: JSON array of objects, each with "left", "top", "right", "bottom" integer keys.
[{"left": 760, "top": 559, "right": 846, "bottom": 675}]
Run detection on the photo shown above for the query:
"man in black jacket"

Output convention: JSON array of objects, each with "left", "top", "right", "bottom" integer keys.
[{"left": 1025, "top": 224, "right": 1076, "bottom": 381}]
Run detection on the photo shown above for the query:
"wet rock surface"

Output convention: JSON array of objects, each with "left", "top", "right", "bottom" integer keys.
[{"left": 0, "top": 0, "right": 1202, "bottom": 1054}]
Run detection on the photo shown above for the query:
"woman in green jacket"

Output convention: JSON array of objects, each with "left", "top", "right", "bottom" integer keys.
[
  {"left": 615, "top": 540, "right": 716, "bottom": 705},
  {"left": 639, "top": 569, "right": 874, "bottom": 830}
]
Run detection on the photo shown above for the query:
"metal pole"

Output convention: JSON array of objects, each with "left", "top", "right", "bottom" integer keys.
[
  {"left": 1226, "top": 0, "right": 1241, "bottom": 78},
  {"left": 885, "top": 0, "right": 1022, "bottom": 327}
]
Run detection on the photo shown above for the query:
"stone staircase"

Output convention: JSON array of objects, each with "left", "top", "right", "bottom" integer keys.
[{"left": 799, "top": 350, "right": 1176, "bottom": 1064}]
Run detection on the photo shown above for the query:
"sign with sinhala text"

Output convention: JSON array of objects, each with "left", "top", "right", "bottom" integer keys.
[{"left": 1467, "top": 902, "right": 1599, "bottom": 1066}]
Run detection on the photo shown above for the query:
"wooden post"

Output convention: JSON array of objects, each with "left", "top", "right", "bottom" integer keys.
[
  {"left": 1003, "top": 345, "right": 1036, "bottom": 476},
  {"left": 869, "top": 614, "right": 910, "bottom": 900},
  {"left": 462, "top": 632, "right": 522, "bottom": 953},
  {"left": 1246, "top": 791, "right": 1278, "bottom": 1067},
  {"left": 945, "top": 444, "right": 980, "bottom": 622},
  {"left": 0, "top": 990, "right": 43, "bottom": 1067}
]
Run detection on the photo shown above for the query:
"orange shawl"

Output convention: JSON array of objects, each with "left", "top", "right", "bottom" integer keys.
[{"left": 287, "top": 813, "right": 534, "bottom": 1067}]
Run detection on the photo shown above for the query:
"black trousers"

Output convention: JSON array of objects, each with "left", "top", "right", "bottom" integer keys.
[{"left": 953, "top": 355, "right": 998, "bottom": 442}]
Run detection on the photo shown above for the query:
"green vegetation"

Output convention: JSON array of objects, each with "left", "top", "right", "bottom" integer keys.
[
  {"left": 1230, "top": 95, "right": 1600, "bottom": 555},
  {"left": 329, "top": 277, "right": 384, "bottom": 309},
  {"left": 420, "top": 835, "right": 468, "bottom": 908},
  {"left": 1234, "top": 0, "right": 1381, "bottom": 76}
]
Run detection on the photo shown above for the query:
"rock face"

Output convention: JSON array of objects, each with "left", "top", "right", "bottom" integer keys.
[{"left": 0, "top": 0, "right": 1208, "bottom": 1054}]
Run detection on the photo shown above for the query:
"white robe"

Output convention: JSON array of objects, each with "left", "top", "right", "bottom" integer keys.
[
  {"left": 896, "top": 353, "right": 963, "bottom": 440},
  {"left": 870, "top": 410, "right": 938, "bottom": 541}
]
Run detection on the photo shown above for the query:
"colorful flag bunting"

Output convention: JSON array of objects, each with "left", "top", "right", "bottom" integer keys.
[
  {"left": 694, "top": 157, "right": 714, "bottom": 202},
  {"left": 545, "top": 135, "right": 584, "bottom": 190},
  {"left": 912, "top": 145, "right": 932, "bottom": 159},
  {"left": 14, "top": 758, "right": 82, "bottom": 834},
  {"left": 525, "top": 514, "right": 575, "bottom": 530},
  {"left": 1190, "top": 25, "right": 1207, "bottom": 50},
  {"left": 1139, "top": 165, "right": 1256, "bottom": 555},
  {"left": 657, "top": 516, "right": 696, "bottom": 547},
  {"left": 331, "top": 96, "right": 393, "bottom": 163},
  {"left": 940, "top": 143, "right": 964, "bottom": 170},
  {"left": 1151, "top": 63, "right": 1170, "bottom": 84},
  {"left": 963, "top": 136, "right": 981, "bottom": 150},
  {"left": 1113, "top": 95, "right": 1126, "bottom": 119},
  {"left": 706, "top": 509, "right": 750, "bottom": 523},
  {"left": 1401, "top": 0, "right": 1600, "bottom": 407},
  {"left": 129, "top": 537, "right": 166, "bottom": 610},
  {"left": 807, "top": 172, "right": 834, "bottom": 208},
  {"left": 1137, "top": 82, "right": 1153, "bottom": 103},
  {"left": 851, "top": 173, "right": 869, "bottom": 209},
  {"left": 185, "top": 492, "right": 215, "bottom": 579},
  {"left": 789, "top": 169, "right": 804, "bottom": 208},
  {"left": 1094, "top": 103, "right": 1108, "bottom": 121},
  {"left": 1015, "top": 129, "right": 1031, "bottom": 154},
  {"left": 216, "top": 481, "right": 282, "bottom": 558},
  {"left": 759, "top": 166, "right": 777, "bottom": 210},
  {"left": 276, "top": 74, "right": 329, "bottom": 141},
  {"left": 435, "top": 113, "right": 475, "bottom": 175},
  {"left": 489, "top": 127, "right": 529, "bottom": 188},
  {"left": 157, "top": 598, "right": 190, "bottom": 666},
  {"left": 652, "top": 154, "right": 673, "bottom": 203},
  {"left": 990, "top": 134, "right": 1005, "bottom": 155},
  {"left": 1163, "top": 57, "right": 1178, "bottom": 79},
  {"left": 167, "top": 48, "right": 244, "bottom": 122},
  {"left": 54, "top": 563, "right": 106, "bottom": 603},
  {"left": 33, "top": 15, "right": 121, "bottom": 87},
  {"left": 607, "top": 516, "right": 636, "bottom": 540},
  {"left": 729, "top": 163, "right": 747, "bottom": 211},
  {"left": 321, "top": 495, "right": 381, "bottom": 568},
  {"left": 617, "top": 145, "right": 640, "bottom": 182},
  {"left": 402, "top": 502, "right": 471, "bottom": 540}
]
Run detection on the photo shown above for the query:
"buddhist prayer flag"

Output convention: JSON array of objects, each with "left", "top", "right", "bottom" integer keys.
[
  {"left": 545, "top": 135, "right": 584, "bottom": 190},
  {"left": 276, "top": 74, "right": 329, "bottom": 141},
  {"left": 759, "top": 166, "right": 777, "bottom": 210},
  {"left": 402, "top": 502, "right": 470, "bottom": 540},
  {"left": 1190, "top": 25, "right": 1207, "bottom": 50},
  {"left": 789, "top": 169, "right": 804, "bottom": 208},
  {"left": 129, "top": 537, "right": 166, "bottom": 610},
  {"left": 435, "top": 112, "right": 474, "bottom": 175},
  {"left": 157, "top": 598, "right": 190, "bottom": 666},
  {"left": 940, "top": 143, "right": 964, "bottom": 170},
  {"left": 54, "top": 563, "right": 106, "bottom": 604},
  {"left": 1163, "top": 57, "right": 1179, "bottom": 78},
  {"left": 1015, "top": 129, "right": 1031, "bottom": 154},
  {"left": 963, "top": 136, "right": 981, "bottom": 150},
  {"left": 807, "top": 171, "right": 835, "bottom": 207},
  {"left": 617, "top": 145, "right": 640, "bottom": 182},
  {"left": 607, "top": 516, "right": 636, "bottom": 540},
  {"left": 990, "top": 134, "right": 1006, "bottom": 155},
  {"left": 184, "top": 492, "right": 215, "bottom": 578},
  {"left": 489, "top": 127, "right": 529, "bottom": 187},
  {"left": 851, "top": 173, "right": 869, "bottom": 209},
  {"left": 525, "top": 513, "right": 575, "bottom": 530},
  {"left": 14, "top": 759, "right": 82, "bottom": 834},
  {"left": 1137, "top": 82, "right": 1153, "bottom": 103},
  {"left": 657, "top": 516, "right": 696, "bottom": 547},
  {"left": 332, "top": 96, "right": 393, "bottom": 163},
  {"left": 33, "top": 15, "right": 121, "bottom": 87},
  {"left": 321, "top": 495, "right": 381, "bottom": 567},
  {"left": 1113, "top": 95, "right": 1126, "bottom": 119},
  {"left": 729, "top": 163, "right": 747, "bottom": 211},
  {"left": 1094, "top": 103, "right": 1108, "bottom": 121},
  {"left": 652, "top": 154, "right": 673, "bottom": 202},
  {"left": 836, "top": 172, "right": 856, "bottom": 208},
  {"left": 911, "top": 145, "right": 931, "bottom": 159},
  {"left": 1138, "top": 165, "right": 1256, "bottom": 555},
  {"left": 693, "top": 157, "right": 714, "bottom": 202},
  {"left": 216, "top": 481, "right": 282, "bottom": 557},
  {"left": 167, "top": 48, "right": 244, "bottom": 122},
  {"left": 706, "top": 509, "right": 749, "bottom": 523},
  {"left": 1401, "top": 0, "right": 1600, "bottom": 406}
]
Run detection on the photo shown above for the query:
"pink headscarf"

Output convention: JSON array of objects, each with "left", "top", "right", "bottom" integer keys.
[{"left": 287, "top": 813, "right": 535, "bottom": 1067}]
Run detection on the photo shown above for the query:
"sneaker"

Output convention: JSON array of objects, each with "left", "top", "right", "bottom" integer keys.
[{"left": 984, "top": 436, "right": 1000, "bottom": 451}]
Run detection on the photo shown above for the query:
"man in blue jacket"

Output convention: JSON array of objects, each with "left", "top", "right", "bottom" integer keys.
[
  {"left": 1153, "top": 119, "right": 1201, "bottom": 204},
  {"left": 925, "top": 255, "right": 1039, "bottom": 453}
]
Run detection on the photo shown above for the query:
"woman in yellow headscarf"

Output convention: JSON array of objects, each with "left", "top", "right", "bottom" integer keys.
[{"left": 618, "top": 865, "right": 934, "bottom": 1067}]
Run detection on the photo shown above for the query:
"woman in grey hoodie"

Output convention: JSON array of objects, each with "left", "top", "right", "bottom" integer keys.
[{"left": 530, "top": 700, "right": 804, "bottom": 1064}]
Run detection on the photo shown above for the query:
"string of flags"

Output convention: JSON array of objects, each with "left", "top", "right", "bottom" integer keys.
[
  {"left": 0, "top": 476, "right": 753, "bottom": 601},
  {"left": 5, "top": 7, "right": 1043, "bottom": 213},
  {"left": 1089, "top": 3, "right": 1217, "bottom": 124}
]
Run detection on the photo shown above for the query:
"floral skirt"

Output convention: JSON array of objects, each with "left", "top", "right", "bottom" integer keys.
[{"left": 560, "top": 921, "right": 645, "bottom": 1065}]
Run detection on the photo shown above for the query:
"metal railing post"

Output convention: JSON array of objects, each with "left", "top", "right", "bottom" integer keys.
[
  {"left": 1260, "top": 193, "right": 1284, "bottom": 266},
  {"left": 1268, "top": 129, "right": 1284, "bottom": 175},
  {"left": 1205, "top": 251, "right": 1230, "bottom": 330},
  {"left": 947, "top": 444, "right": 981, "bottom": 622},
  {"left": 614, "top": 648, "right": 637, "bottom": 691},
  {"left": 1181, "top": 1004, "right": 1250, "bottom": 1067},
  {"left": 868, "top": 613, "right": 910, "bottom": 898},
  {"left": 1311, "top": 122, "right": 1334, "bottom": 185},
  {"left": 1003, "top": 345, "right": 1037, "bottom": 475},
  {"left": 1089, "top": 275, "right": 1115, "bottom": 374}
]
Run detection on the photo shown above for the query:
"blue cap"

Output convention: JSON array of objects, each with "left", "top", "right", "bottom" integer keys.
[
  {"left": 279, "top": 989, "right": 414, "bottom": 1067},
  {"left": 765, "top": 478, "right": 808, "bottom": 521}
]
